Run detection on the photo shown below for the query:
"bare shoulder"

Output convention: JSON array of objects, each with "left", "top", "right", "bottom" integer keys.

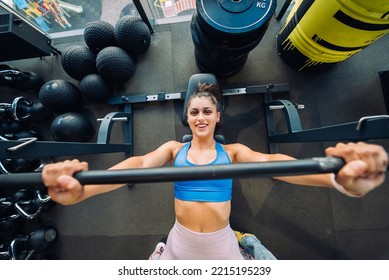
[
  {"left": 223, "top": 143, "right": 270, "bottom": 163},
  {"left": 162, "top": 140, "right": 185, "bottom": 156},
  {"left": 223, "top": 143, "right": 251, "bottom": 153},
  {"left": 137, "top": 140, "right": 185, "bottom": 167},
  {"left": 223, "top": 143, "right": 254, "bottom": 162},
  {"left": 162, "top": 140, "right": 183, "bottom": 148}
]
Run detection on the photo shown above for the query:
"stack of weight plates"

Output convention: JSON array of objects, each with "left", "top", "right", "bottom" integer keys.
[{"left": 191, "top": 0, "right": 276, "bottom": 78}]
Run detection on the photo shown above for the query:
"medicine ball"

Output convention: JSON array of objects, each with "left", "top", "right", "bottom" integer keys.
[
  {"left": 19, "top": 71, "right": 45, "bottom": 91},
  {"left": 61, "top": 45, "right": 97, "bottom": 80},
  {"left": 79, "top": 74, "right": 113, "bottom": 103},
  {"left": 84, "top": 21, "right": 117, "bottom": 52},
  {"left": 114, "top": 16, "right": 151, "bottom": 55},
  {"left": 50, "top": 112, "right": 95, "bottom": 142},
  {"left": 28, "top": 102, "right": 53, "bottom": 122},
  {"left": 96, "top": 46, "right": 137, "bottom": 81},
  {"left": 39, "top": 79, "right": 84, "bottom": 114}
]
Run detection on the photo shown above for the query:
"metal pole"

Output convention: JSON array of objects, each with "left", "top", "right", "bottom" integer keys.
[
  {"left": 0, "top": 157, "right": 347, "bottom": 189},
  {"left": 275, "top": 0, "right": 293, "bottom": 20}
]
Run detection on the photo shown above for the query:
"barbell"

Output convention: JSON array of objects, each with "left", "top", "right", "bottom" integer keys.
[{"left": 0, "top": 156, "right": 355, "bottom": 190}]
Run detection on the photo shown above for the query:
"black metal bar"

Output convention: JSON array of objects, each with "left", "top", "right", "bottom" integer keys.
[
  {"left": 275, "top": 0, "right": 293, "bottom": 20},
  {"left": 379, "top": 70, "right": 389, "bottom": 114},
  {"left": 268, "top": 117, "right": 389, "bottom": 143},
  {"left": 109, "top": 83, "right": 290, "bottom": 106},
  {"left": 0, "top": 141, "right": 132, "bottom": 159},
  {"left": 0, "top": 157, "right": 346, "bottom": 189},
  {"left": 122, "top": 104, "right": 133, "bottom": 157},
  {"left": 247, "top": 83, "right": 291, "bottom": 94}
]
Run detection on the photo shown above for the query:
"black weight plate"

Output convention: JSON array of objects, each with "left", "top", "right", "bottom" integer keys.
[
  {"left": 194, "top": 48, "right": 248, "bottom": 76},
  {"left": 193, "top": 14, "right": 264, "bottom": 57},
  {"left": 194, "top": 44, "right": 248, "bottom": 66},
  {"left": 190, "top": 18, "right": 209, "bottom": 62},
  {"left": 196, "top": 0, "right": 276, "bottom": 36},
  {"left": 195, "top": 11, "right": 267, "bottom": 45},
  {"left": 192, "top": 21, "right": 247, "bottom": 65},
  {"left": 195, "top": 53, "right": 246, "bottom": 79},
  {"left": 191, "top": 15, "right": 248, "bottom": 78}
]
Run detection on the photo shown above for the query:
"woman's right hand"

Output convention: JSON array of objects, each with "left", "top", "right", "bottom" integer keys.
[{"left": 42, "top": 159, "right": 88, "bottom": 205}]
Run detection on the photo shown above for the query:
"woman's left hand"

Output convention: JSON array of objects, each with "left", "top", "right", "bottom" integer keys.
[{"left": 325, "top": 142, "right": 388, "bottom": 196}]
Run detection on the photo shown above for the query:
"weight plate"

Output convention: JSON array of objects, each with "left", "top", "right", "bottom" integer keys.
[
  {"left": 196, "top": 0, "right": 276, "bottom": 35},
  {"left": 195, "top": 54, "right": 246, "bottom": 78},
  {"left": 193, "top": 14, "right": 265, "bottom": 56},
  {"left": 194, "top": 47, "right": 248, "bottom": 77},
  {"left": 191, "top": 20, "right": 248, "bottom": 64},
  {"left": 191, "top": 14, "right": 249, "bottom": 78}
]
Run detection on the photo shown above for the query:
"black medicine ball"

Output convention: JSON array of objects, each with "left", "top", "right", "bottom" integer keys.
[
  {"left": 79, "top": 74, "right": 113, "bottom": 103},
  {"left": 50, "top": 112, "right": 95, "bottom": 142},
  {"left": 39, "top": 79, "right": 84, "bottom": 114},
  {"left": 114, "top": 16, "right": 151, "bottom": 55},
  {"left": 96, "top": 46, "right": 137, "bottom": 81},
  {"left": 84, "top": 21, "right": 117, "bottom": 52},
  {"left": 61, "top": 45, "right": 97, "bottom": 80}
]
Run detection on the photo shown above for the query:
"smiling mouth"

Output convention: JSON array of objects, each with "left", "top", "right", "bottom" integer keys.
[{"left": 196, "top": 124, "right": 207, "bottom": 129}]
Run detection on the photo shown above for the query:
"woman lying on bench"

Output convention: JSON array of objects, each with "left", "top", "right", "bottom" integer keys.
[{"left": 42, "top": 82, "right": 388, "bottom": 260}]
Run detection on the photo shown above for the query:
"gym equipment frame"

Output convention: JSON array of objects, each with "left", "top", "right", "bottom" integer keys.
[
  {"left": 1, "top": 74, "right": 388, "bottom": 160},
  {"left": 264, "top": 74, "right": 389, "bottom": 153},
  {"left": 0, "top": 111, "right": 133, "bottom": 160},
  {"left": 127, "top": 75, "right": 389, "bottom": 154},
  {"left": 0, "top": 3, "right": 53, "bottom": 62}
]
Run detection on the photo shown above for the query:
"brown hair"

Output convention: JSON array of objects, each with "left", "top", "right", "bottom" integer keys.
[{"left": 187, "top": 82, "right": 222, "bottom": 112}]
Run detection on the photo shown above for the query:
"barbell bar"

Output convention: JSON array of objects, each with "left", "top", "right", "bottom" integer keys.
[{"left": 0, "top": 156, "right": 353, "bottom": 189}]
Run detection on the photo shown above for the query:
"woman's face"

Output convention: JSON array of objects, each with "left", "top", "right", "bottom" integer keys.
[{"left": 187, "top": 96, "right": 220, "bottom": 138}]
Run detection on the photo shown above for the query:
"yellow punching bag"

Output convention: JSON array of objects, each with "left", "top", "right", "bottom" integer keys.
[{"left": 277, "top": 0, "right": 389, "bottom": 72}]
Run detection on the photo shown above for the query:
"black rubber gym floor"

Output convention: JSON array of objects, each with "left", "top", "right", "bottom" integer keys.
[{"left": 1, "top": 7, "right": 389, "bottom": 260}]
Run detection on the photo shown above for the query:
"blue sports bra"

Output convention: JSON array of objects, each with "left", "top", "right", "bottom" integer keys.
[{"left": 174, "top": 142, "right": 233, "bottom": 202}]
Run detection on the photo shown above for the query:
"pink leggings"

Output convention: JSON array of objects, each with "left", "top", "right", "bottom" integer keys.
[{"left": 151, "top": 220, "right": 244, "bottom": 260}]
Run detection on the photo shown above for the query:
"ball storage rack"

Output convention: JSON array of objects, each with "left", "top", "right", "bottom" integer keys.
[{"left": 0, "top": 111, "right": 133, "bottom": 160}]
